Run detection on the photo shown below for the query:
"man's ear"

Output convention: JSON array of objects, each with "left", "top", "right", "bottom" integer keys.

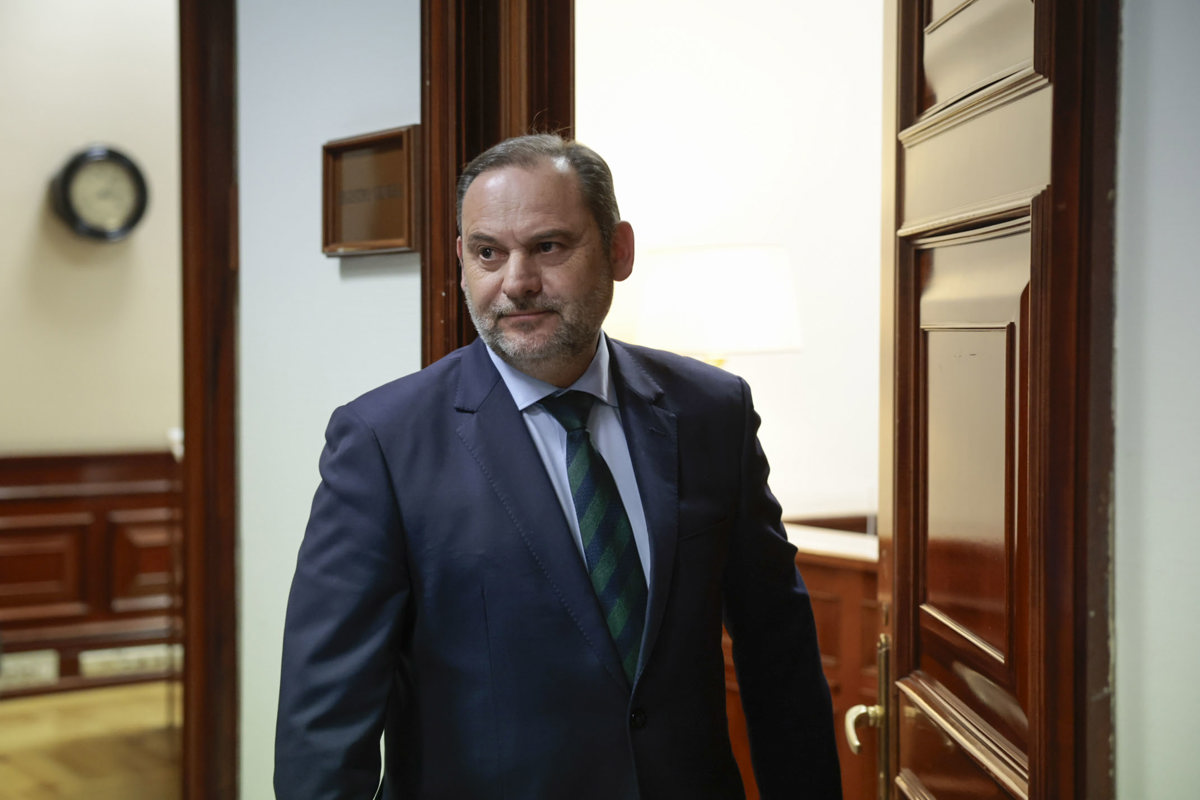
[{"left": 610, "top": 221, "right": 635, "bottom": 282}]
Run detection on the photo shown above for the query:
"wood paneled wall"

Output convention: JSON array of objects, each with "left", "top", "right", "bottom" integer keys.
[{"left": 0, "top": 452, "right": 182, "bottom": 697}]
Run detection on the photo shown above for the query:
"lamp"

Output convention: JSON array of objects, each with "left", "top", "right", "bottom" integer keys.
[{"left": 627, "top": 244, "right": 804, "bottom": 366}]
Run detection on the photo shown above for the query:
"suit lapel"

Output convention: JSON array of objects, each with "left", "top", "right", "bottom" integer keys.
[
  {"left": 608, "top": 340, "right": 679, "bottom": 684},
  {"left": 453, "top": 339, "right": 629, "bottom": 689}
]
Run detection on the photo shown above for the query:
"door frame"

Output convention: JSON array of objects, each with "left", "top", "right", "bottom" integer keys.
[
  {"left": 420, "top": 0, "right": 575, "bottom": 364},
  {"left": 176, "top": 2, "right": 577, "bottom": 796},
  {"left": 877, "top": 0, "right": 1117, "bottom": 796},
  {"left": 179, "top": 0, "right": 239, "bottom": 797}
]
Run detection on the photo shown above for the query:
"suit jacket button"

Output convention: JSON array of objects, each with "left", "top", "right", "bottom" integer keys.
[{"left": 629, "top": 708, "right": 647, "bottom": 729}]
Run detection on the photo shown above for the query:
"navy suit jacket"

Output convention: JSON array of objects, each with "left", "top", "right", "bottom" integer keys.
[{"left": 275, "top": 337, "right": 841, "bottom": 799}]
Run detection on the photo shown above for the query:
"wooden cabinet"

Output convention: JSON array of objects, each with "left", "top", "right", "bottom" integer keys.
[
  {"left": 0, "top": 452, "right": 182, "bottom": 696},
  {"left": 725, "top": 524, "right": 879, "bottom": 799}
]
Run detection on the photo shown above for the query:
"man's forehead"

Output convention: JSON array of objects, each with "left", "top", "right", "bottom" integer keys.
[
  {"left": 470, "top": 157, "right": 572, "bottom": 191},
  {"left": 462, "top": 159, "right": 585, "bottom": 220}
]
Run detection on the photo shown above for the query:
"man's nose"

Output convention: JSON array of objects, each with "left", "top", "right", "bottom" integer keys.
[{"left": 502, "top": 251, "right": 542, "bottom": 298}]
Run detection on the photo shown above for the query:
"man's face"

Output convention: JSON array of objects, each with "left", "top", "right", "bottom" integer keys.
[{"left": 457, "top": 159, "right": 632, "bottom": 386}]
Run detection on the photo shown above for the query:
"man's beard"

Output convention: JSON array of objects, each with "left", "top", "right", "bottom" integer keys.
[{"left": 464, "top": 278, "right": 613, "bottom": 373}]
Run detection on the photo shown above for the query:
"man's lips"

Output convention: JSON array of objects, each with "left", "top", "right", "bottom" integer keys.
[{"left": 499, "top": 309, "right": 553, "bottom": 323}]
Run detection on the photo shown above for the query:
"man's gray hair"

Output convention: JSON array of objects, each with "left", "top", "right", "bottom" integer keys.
[{"left": 456, "top": 134, "right": 621, "bottom": 251}]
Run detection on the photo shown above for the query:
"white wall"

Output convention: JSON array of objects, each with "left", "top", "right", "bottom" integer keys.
[
  {"left": 1115, "top": 1, "right": 1200, "bottom": 796},
  {"left": 236, "top": 0, "right": 421, "bottom": 794},
  {"left": 0, "top": 1, "right": 180, "bottom": 455},
  {"left": 575, "top": 0, "right": 883, "bottom": 517}
]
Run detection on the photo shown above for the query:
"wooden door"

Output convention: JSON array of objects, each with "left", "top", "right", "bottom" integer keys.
[{"left": 871, "top": 1, "right": 1117, "bottom": 799}]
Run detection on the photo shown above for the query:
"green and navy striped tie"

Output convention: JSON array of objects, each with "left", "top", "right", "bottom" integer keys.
[{"left": 539, "top": 391, "right": 647, "bottom": 684}]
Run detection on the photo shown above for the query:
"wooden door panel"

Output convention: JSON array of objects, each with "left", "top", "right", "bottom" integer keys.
[
  {"left": 897, "top": 684, "right": 1022, "bottom": 800},
  {"left": 919, "top": 229, "right": 1030, "bottom": 323},
  {"left": 923, "top": 325, "right": 1012, "bottom": 660},
  {"left": 918, "top": 223, "right": 1030, "bottom": 707},
  {"left": 902, "top": 82, "right": 1050, "bottom": 225},
  {"left": 109, "top": 508, "right": 182, "bottom": 613},
  {"left": 923, "top": 0, "right": 1034, "bottom": 111},
  {"left": 894, "top": 215, "right": 1035, "bottom": 797}
]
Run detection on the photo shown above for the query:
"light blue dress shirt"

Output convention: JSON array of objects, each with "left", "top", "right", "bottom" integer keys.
[{"left": 484, "top": 333, "right": 652, "bottom": 584}]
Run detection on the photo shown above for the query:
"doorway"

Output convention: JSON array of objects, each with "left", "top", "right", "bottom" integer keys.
[{"left": 0, "top": 1, "right": 190, "bottom": 796}]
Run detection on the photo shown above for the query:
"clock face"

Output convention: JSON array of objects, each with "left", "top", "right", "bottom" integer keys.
[
  {"left": 51, "top": 146, "right": 148, "bottom": 241},
  {"left": 69, "top": 159, "right": 140, "bottom": 232}
]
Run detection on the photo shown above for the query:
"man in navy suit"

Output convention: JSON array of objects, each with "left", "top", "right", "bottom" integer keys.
[{"left": 274, "top": 134, "right": 841, "bottom": 799}]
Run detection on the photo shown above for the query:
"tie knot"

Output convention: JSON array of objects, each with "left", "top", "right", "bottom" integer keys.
[{"left": 538, "top": 391, "right": 596, "bottom": 432}]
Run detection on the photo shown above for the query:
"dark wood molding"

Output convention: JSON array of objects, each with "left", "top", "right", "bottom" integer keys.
[
  {"left": 0, "top": 451, "right": 181, "bottom": 501},
  {"left": 420, "top": 0, "right": 479, "bottom": 366},
  {"left": 0, "top": 451, "right": 181, "bottom": 483},
  {"left": 179, "top": 0, "right": 239, "bottom": 797},
  {"left": 420, "top": 0, "right": 574, "bottom": 366},
  {"left": 1049, "top": 0, "right": 1118, "bottom": 797},
  {"left": 1079, "top": 3, "right": 1118, "bottom": 798},
  {"left": 1023, "top": 2, "right": 1118, "bottom": 797},
  {"left": 499, "top": 0, "right": 575, "bottom": 136},
  {"left": 877, "top": 0, "right": 901, "bottom": 787}
]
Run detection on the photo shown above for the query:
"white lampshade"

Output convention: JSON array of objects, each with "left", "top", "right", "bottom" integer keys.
[{"left": 629, "top": 244, "right": 804, "bottom": 362}]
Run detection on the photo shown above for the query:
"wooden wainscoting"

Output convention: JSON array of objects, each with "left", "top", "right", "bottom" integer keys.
[
  {"left": 725, "top": 533, "right": 879, "bottom": 800},
  {"left": 0, "top": 452, "right": 182, "bottom": 697}
]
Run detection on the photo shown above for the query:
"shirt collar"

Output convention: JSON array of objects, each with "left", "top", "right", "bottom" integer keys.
[{"left": 485, "top": 332, "right": 616, "bottom": 412}]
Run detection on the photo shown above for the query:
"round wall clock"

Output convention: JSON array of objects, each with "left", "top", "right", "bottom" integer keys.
[{"left": 50, "top": 145, "right": 149, "bottom": 242}]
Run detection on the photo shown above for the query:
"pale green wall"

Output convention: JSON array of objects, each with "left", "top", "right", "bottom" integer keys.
[
  {"left": 0, "top": 1, "right": 180, "bottom": 455},
  {"left": 1115, "top": 1, "right": 1200, "bottom": 796},
  {"left": 236, "top": 0, "right": 421, "bottom": 795}
]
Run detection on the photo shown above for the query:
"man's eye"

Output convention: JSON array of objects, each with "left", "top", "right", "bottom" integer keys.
[
  {"left": 479, "top": 247, "right": 495, "bottom": 259},
  {"left": 537, "top": 242, "right": 558, "bottom": 253}
]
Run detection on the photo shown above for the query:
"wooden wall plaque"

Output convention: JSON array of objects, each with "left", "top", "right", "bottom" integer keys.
[{"left": 322, "top": 125, "right": 420, "bottom": 256}]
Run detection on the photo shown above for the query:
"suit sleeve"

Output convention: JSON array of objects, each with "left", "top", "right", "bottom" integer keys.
[
  {"left": 275, "top": 405, "right": 410, "bottom": 799},
  {"left": 722, "top": 378, "right": 843, "bottom": 799}
]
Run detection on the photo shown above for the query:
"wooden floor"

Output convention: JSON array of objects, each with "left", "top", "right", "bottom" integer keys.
[{"left": 0, "top": 682, "right": 180, "bottom": 800}]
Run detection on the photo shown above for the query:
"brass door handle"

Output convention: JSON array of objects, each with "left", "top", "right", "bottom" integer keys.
[
  {"left": 844, "top": 702, "right": 883, "bottom": 754},
  {"left": 846, "top": 633, "right": 892, "bottom": 800}
]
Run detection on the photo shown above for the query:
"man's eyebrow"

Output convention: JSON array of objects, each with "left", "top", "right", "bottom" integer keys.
[
  {"left": 465, "top": 228, "right": 578, "bottom": 249},
  {"left": 464, "top": 232, "right": 501, "bottom": 248},
  {"left": 527, "top": 228, "right": 576, "bottom": 243}
]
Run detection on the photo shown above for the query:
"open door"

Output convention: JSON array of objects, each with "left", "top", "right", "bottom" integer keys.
[{"left": 854, "top": 1, "right": 1117, "bottom": 798}]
